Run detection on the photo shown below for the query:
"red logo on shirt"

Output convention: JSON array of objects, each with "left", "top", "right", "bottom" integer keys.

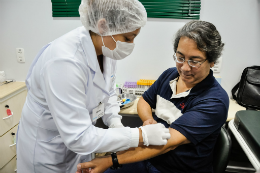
[{"left": 180, "top": 103, "right": 185, "bottom": 109}]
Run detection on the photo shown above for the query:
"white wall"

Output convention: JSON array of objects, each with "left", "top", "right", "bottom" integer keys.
[
  {"left": 0, "top": 0, "right": 259, "bottom": 97},
  {"left": 0, "top": 0, "right": 82, "bottom": 81},
  {"left": 200, "top": 0, "right": 260, "bottom": 96}
]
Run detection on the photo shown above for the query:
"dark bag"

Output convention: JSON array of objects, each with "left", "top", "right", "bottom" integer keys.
[{"left": 232, "top": 66, "right": 260, "bottom": 110}]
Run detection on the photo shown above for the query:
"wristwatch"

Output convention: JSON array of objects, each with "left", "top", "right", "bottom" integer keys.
[{"left": 110, "top": 152, "right": 122, "bottom": 170}]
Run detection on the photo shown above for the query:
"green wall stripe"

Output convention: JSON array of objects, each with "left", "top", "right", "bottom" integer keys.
[{"left": 51, "top": 0, "right": 201, "bottom": 19}]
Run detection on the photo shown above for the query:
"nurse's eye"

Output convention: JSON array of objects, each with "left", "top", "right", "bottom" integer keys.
[{"left": 125, "top": 37, "right": 130, "bottom": 42}]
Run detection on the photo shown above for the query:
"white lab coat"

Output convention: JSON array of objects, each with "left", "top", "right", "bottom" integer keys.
[{"left": 16, "top": 27, "right": 138, "bottom": 173}]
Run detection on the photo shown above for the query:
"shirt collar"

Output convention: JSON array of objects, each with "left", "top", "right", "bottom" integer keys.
[
  {"left": 169, "top": 68, "right": 215, "bottom": 98},
  {"left": 169, "top": 77, "right": 191, "bottom": 99},
  {"left": 79, "top": 26, "right": 112, "bottom": 95},
  {"left": 79, "top": 26, "right": 97, "bottom": 72}
]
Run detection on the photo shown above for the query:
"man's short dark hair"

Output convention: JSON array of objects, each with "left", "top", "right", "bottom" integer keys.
[{"left": 173, "top": 21, "right": 224, "bottom": 63}]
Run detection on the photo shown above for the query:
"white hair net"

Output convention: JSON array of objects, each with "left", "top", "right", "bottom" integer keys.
[{"left": 79, "top": 0, "right": 147, "bottom": 36}]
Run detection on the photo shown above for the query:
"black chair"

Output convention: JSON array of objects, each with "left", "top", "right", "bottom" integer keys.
[{"left": 213, "top": 126, "right": 232, "bottom": 173}]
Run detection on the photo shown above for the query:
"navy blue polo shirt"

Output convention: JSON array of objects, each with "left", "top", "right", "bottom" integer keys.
[{"left": 143, "top": 67, "right": 229, "bottom": 173}]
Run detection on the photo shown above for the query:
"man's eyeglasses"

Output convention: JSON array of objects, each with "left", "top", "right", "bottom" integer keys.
[{"left": 173, "top": 53, "right": 207, "bottom": 68}]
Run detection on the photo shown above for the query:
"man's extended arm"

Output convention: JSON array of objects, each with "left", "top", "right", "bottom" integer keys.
[{"left": 76, "top": 128, "right": 190, "bottom": 173}]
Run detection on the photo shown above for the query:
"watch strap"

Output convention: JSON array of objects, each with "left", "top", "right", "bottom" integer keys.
[{"left": 110, "top": 152, "right": 122, "bottom": 170}]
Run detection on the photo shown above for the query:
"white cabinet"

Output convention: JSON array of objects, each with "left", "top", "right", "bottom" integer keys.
[
  {"left": 0, "top": 91, "right": 27, "bottom": 136},
  {"left": 0, "top": 125, "right": 18, "bottom": 171},
  {"left": 0, "top": 156, "right": 17, "bottom": 173},
  {"left": 0, "top": 82, "right": 27, "bottom": 172}
]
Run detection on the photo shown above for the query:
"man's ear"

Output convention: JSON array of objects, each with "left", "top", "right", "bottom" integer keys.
[
  {"left": 97, "top": 18, "right": 108, "bottom": 35},
  {"left": 210, "top": 62, "right": 215, "bottom": 68}
]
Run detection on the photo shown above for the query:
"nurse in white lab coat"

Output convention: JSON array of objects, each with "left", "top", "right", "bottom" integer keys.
[{"left": 16, "top": 0, "right": 170, "bottom": 173}]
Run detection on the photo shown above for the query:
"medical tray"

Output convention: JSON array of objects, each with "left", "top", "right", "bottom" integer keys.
[{"left": 234, "top": 110, "right": 260, "bottom": 162}]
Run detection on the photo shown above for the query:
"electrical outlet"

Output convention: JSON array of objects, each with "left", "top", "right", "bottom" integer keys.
[
  {"left": 16, "top": 48, "right": 25, "bottom": 63},
  {"left": 212, "top": 56, "right": 222, "bottom": 73}
]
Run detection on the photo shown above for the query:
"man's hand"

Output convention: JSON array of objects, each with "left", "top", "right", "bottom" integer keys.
[
  {"left": 143, "top": 118, "right": 157, "bottom": 126},
  {"left": 76, "top": 156, "right": 112, "bottom": 173}
]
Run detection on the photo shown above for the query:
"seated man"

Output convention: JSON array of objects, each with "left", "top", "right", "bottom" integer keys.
[{"left": 76, "top": 20, "right": 229, "bottom": 173}]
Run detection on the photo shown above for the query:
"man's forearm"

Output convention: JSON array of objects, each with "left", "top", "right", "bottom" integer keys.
[
  {"left": 117, "top": 143, "right": 175, "bottom": 164},
  {"left": 137, "top": 97, "right": 153, "bottom": 122},
  {"left": 77, "top": 143, "right": 174, "bottom": 173},
  {"left": 101, "top": 141, "right": 174, "bottom": 170}
]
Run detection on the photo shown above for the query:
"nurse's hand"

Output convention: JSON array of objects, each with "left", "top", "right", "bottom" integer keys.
[
  {"left": 109, "top": 124, "right": 124, "bottom": 128},
  {"left": 140, "top": 123, "right": 170, "bottom": 146},
  {"left": 143, "top": 118, "right": 157, "bottom": 126},
  {"left": 108, "top": 118, "right": 124, "bottom": 128},
  {"left": 76, "top": 156, "right": 111, "bottom": 173}
]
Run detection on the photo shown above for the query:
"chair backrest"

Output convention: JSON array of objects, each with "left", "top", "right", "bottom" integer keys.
[{"left": 213, "top": 127, "right": 232, "bottom": 173}]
